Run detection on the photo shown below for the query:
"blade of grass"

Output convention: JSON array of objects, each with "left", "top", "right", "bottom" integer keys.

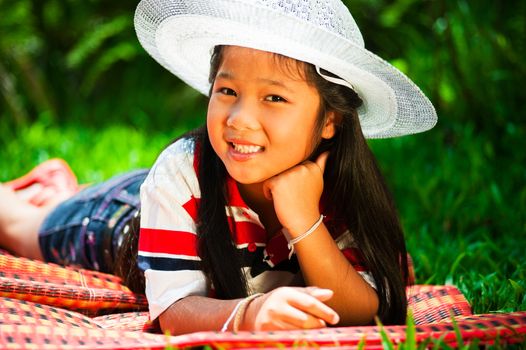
[
  {"left": 357, "top": 335, "right": 366, "bottom": 350},
  {"left": 405, "top": 310, "right": 416, "bottom": 350},
  {"left": 375, "top": 316, "right": 395, "bottom": 350},
  {"left": 449, "top": 311, "right": 465, "bottom": 348}
]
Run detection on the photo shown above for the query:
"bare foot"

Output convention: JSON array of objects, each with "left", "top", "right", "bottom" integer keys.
[
  {"left": 0, "top": 184, "right": 52, "bottom": 260},
  {"left": 4, "top": 158, "right": 80, "bottom": 208}
]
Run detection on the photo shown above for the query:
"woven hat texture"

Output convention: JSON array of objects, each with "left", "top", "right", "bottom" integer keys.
[{"left": 134, "top": 0, "right": 437, "bottom": 138}]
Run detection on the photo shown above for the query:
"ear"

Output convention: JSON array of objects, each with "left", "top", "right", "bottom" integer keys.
[{"left": 321, "top": 111, "right": 339, "bottom": 139}]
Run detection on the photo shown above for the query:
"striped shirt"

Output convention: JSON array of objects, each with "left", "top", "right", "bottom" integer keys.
[{"left": 138, "top": 138, "right": 375, "bottom": 320}]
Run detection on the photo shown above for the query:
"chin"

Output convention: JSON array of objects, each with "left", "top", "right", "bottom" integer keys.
[
  {"left": 227, "top": 169, "right": 265, "bottom": 185},
  {"left": 230, "top": 175, "right": 261, "bottom": 185}
]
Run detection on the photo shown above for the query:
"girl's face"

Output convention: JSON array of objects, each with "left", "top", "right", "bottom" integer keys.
[{"left": 207, "top": 46, "right": 335, "bottom": 186}]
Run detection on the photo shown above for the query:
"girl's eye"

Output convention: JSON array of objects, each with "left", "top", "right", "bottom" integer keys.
[
  {"left": 218, "top": 87, "right": 237, "bottom": 96},
  {"left": 265, "top": 95, "right": 287, "bottom": 103}
]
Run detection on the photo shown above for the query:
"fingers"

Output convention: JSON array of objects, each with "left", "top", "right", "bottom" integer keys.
[
  {"left": 261, "top": 318, "right": 300, "bottom": 331},
  {"left": 268, "top": 303, "right": 327, "bottom": 329},
  {"left": 262, "top": 151, "right": 328, "bottom": 202},
  {"left": 262, "top": 180, "right": 273, "bottom": 200},
  {"left": 305, "top": 286, "right": 335, "bottom": 302},
  {"left": 255, "top": 287, "right": 339, "bottom": 331},
  {"left": 289, "top": 288, "right": 340, "bottom": 325}
]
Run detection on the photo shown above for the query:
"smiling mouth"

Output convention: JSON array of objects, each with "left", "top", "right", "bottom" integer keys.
[{"left": 230, "top": 142, "right": 264, "bottom": 154}]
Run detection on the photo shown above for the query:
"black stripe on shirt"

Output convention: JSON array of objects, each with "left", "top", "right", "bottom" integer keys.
[{"left": 138, "top": 255, "right": 201, "bottom": 272}]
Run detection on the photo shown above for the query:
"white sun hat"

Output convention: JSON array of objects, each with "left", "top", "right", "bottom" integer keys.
[{"left": 134, "top": 0, "right": 437, "bottom": 138}]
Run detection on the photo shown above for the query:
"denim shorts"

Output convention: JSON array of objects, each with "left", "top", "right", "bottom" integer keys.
[{"left": 39, "top": 169, "right": 149, "bottom": 274}]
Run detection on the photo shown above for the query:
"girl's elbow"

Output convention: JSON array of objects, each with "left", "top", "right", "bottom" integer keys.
[
  {"left": 338, "top": 307, "right": 378, "bottom": 327},
  {"left": 159, "top": 312, "right": 175, "bottom": 335},
  {"left": 158, "top": 305, "right": 185, "bottom": 336},
  {"left": 339, "top": 289, "right": 379, "bottom": 326}
]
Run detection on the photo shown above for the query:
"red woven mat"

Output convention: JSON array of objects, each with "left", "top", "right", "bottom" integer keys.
[
  {"left": 407, "top": 284, "right": 472, "bottom": 324},
  {"left": 1, "top": 297, "right": 524, "bottom": 350},
  {"left": 173, "top": 312, "right": 526, "bottom": 349},
  {"left": 0, "top": 297, "right": 153, "bottom": 332},
  {"left": 0, "top": 322, "right": 168, "bottom": 350},
  {"left": 0, "top": 296, "right": 99, "bottom": 330},
  {"left": 0, "top": 284, "right": 473, "bottom": 332},
  {"left": 1, "top": 249, "right": 524, "bottom": 349},
  {"left": 93, "top": 311, "right": 154, "bottom": 332},
  {"left": 169, "top": 312, "right": 526, "bottom": 349},
  {"left": 0, "top": 250, "right": 147, "bottom": 315}
]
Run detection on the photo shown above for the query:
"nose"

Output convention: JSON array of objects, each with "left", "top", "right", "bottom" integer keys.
[{"left": 226, "top": 97, "right": 260, "bottom": 131}]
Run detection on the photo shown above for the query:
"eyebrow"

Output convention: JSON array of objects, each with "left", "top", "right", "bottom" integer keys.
[{"left": 215, "top": 71, "right": 294, "bottom": 93}]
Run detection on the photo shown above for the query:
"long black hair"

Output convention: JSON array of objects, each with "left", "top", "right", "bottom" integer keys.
[
  {"left": 120, "top": 45, "right": 409, "bottom": 325},
  {"left": 195, "top": 46, "right": 409, "bottom": 324}
]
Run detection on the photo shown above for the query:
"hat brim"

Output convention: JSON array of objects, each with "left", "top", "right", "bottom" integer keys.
[{"left": 135, "top": 0, "right": 437, "bottom": 138}]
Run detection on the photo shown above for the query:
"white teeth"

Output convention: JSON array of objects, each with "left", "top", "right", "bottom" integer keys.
[{"left": 232, "top": 143, "right": 263, "bottom": 154}]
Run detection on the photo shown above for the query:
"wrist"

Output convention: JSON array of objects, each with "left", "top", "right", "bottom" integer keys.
[
  {"left": 283, "top": 213, "right": 322, "bottom": 238},
  {"left": 238, "top": 293, "right": 266, "bottom": 331},
  {"left": 284, "top": 215, "right": 325, "bottom": 260}
]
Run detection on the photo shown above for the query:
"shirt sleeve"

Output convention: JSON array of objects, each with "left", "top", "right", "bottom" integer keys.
[
  {"left": 138, "top": 138, "right": 207, "bottom": 320},
  {"left": 334, "top": 230, "right": 377, "bottom": 290}
]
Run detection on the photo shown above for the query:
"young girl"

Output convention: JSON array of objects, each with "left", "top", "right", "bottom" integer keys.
[{"left": 0, "top": 0, "right": 436, "bottom": 335}]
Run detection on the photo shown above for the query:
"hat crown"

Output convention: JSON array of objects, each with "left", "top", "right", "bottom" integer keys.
[
  {"left": 251, "top": 0, "right": 364, "bottom": 47},
  {"left": 135, "top": 0, "right": 438, "bottom": 138}
]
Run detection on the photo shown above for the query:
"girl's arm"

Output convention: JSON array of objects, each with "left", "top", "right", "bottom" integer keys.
[
  {"left": 293, "top": 223, "right": 379, "bottom": 325},
  {"left": 263, "top": 153, "right": 379, "bottom": 325},
  {"left": 159, "top": 287, "right": 339, "bottom": 335},
  {"left": 159, "top": 296, "right": 240, "bottom": 335}
]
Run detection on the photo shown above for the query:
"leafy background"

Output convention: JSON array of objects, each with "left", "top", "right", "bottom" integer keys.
[{"left": 0, "top": 0, "right": 525, "bottom": 314}]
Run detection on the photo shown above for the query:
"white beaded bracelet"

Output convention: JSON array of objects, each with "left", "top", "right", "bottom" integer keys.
[
  {"left": 233, "top": 293, "right": 264, "bottom": 331},
  {"left": 221, "top": 293, "right": 264, "bottom": 332},
  {"left": 220, "top": 299, "right": 244, "bottom": 332},
  {"left": 287, "top": 214, "right": 325, "bottom": 259}
]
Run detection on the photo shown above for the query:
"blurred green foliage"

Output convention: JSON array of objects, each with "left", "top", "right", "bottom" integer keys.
[
  {"left": 1, "top": 0, "right": 524, "bottom": 135},
  {"left": 0, "top": 0, "right": 207, "bottom": 132},
  {"left": 0, "top": 0, "right": 525, "bottom": 313}
]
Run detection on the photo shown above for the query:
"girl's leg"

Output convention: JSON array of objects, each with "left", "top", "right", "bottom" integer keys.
[{"left": 0, "top": 184, "right": 54, "bottom": 260}]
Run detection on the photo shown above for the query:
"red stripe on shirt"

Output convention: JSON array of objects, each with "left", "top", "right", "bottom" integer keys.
[
  {"left": 226, "top": 176, "right": 248, "bottom": 208},
  {"left": 228, "top": 220, "right": 267, "bottom": 245},
  {"left": 182, "top": 196, "right": 200, "bottom": 221},
  {"left": 139, "top": 228, "right": 198, "bottom": 257}
]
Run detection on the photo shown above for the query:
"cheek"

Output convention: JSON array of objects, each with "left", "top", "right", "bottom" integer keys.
[
  {"left": 274, "top": 109, "right": 317, "bottom": 140},
  {"left": 207, "top": 99, "right": 229, "bottom": 127},
  {"left": 206, "top": 105, "right": 224, "bottom": 149},
  {"left": 267, "top": 118, "right": 316, "bottom": 159},
  {"left": 207, "top": 99, "right": 219, "bottom": 122}
]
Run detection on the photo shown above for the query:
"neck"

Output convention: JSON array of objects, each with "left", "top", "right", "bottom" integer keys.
[{"left": 237, "top": 182, "right": 266, "bottom": 209}]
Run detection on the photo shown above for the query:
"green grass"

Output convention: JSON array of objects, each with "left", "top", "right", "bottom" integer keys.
[
  {"left": 0, "top": 121, "right": 179, "bottom": 184},
  {"left": 374, "top": 313, "right": 525, "bottom": 349},
  {"left": 1, "top": 120, "right": 525, "bottom": 317},
  {"left": 369, "top": 122, "right": 526, "bottom": 314}
]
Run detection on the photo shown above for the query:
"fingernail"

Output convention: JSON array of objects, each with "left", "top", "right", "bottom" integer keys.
[
  {"left": 310, "top": 288, "right": 332, "bottom": 295},
  {"left": 332, "top": 314, "right": 340, "bottom": 324}
]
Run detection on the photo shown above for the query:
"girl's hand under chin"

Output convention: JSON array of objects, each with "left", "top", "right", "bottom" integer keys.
[
  {"left": 262, "top": 152, "right": 329, "bottom": 237},
  {"left": 244, "top": 286, "right": 340, "bottom": 330}
]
